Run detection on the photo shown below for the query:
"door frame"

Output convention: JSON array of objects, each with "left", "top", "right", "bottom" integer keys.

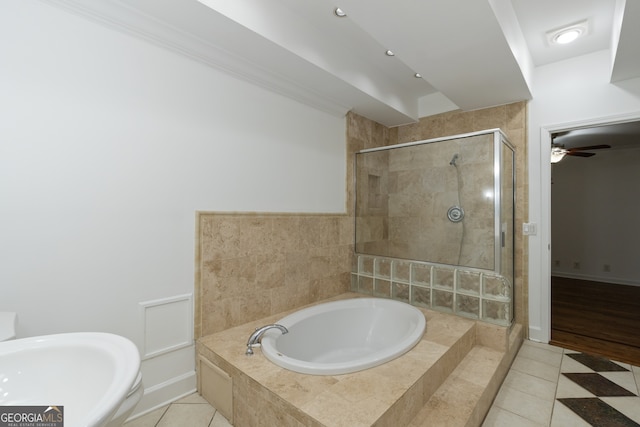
[{"left": 530, "top": 111, "right": 640, "bottom": 343}]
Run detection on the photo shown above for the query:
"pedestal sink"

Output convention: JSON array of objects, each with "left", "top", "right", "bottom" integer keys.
[{"left": 0, "top": 332, "right": 140, "bottom": 427}]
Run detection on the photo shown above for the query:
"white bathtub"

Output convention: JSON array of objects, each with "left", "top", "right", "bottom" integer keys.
[{"left": 260, "top": 298, "right": 426, "bottom": 375}]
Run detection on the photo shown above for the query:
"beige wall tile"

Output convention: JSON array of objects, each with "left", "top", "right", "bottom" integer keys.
[{"left": 196, "top": 213, "right": 352, "bottom": 337}]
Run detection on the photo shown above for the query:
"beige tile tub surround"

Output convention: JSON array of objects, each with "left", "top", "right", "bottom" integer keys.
[
  {"left": 195, "top": 103, "right": 527, "bottom": 340},
  {"left": 193, "top": 103, "right": 528, "bottom": 425},
  {"left": 195, "top": 213, "right": 354, "bottom": 339},
  {"left": 197, "top": 292, "right": 522, "bottom": 427}
]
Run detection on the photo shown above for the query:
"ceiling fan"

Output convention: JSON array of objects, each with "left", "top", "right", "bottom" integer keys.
[{"left": 550, "top": 143, "right": 611, "bottom": 163}]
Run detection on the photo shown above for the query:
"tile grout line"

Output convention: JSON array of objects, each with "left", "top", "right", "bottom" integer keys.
[
  {"left": 549, "top": 348, "right": 567, "bottom": 427},
  {"left": 151, "top": 402, "right": 220, "bottom": 427},
  {"left": 153, "top": 405, "right": 170, "bottom": 427},
  {"left": 207, "top": 409, "right": 219, "bottom": 427}
]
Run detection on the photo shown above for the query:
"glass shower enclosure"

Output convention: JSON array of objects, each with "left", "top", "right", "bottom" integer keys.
[{"left": 354, "top": 129, "right": 515, "bottom": 325}]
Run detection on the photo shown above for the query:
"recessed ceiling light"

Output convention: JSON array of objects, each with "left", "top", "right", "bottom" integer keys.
[
  {"left": 334, "top": 8, "right": 347, "bottom": 17},
  {"left": 547, "top": 20, "right": 588, "bottom": 46},
  {"left": 414, "top": 73, "right": 422, "bottom": 78},
  {"left": 385, "top": 50, "right": 395, "bottom": 56},
  {"left": 554, "top": 29, "right": 581, "bottom": 44}
]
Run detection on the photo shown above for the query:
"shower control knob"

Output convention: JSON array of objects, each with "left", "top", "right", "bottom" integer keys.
[{"left": 447, "top": 206, "right": 464, "bottom": 223}]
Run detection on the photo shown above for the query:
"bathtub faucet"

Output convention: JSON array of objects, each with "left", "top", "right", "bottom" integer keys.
[{"left": 245, "top": 324, "right": 288, "bottom": 356}]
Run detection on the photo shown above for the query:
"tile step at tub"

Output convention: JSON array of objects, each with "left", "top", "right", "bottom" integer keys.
[{"left": 408, "top": 345, "right": 506, "bottom": 427}]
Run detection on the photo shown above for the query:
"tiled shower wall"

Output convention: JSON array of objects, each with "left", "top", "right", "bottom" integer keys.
[
  {"left": 355, "top": 132, "right": 498, "bottom": 269},
  {"left": 346, "top": 102, "right": 528, "bottom": 328}
]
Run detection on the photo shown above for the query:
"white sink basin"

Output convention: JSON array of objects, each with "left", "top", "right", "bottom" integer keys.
[{"left": 0, "top": 332, "right": 140, "bottom": 427}]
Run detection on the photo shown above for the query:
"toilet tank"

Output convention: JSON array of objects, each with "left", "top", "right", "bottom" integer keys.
[{"left": 0, "top": 312, "right": 17, "bottom": 341}]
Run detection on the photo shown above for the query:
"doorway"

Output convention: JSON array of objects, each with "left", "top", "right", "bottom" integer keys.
[{"left": 549, "top": 121, "right": 640, "bottom": 365}]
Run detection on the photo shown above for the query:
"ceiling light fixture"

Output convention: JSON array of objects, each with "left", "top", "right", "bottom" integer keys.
[
  {"left": 554, "top": 29, "right": 581, "bottom": 44},
  {"left": 333, "top": 8, "right": 347, "bottom": 17},
  {"left": 547, "top": 20, "right": 588, "bottom": 45},
  {"left": 385, "top": 50, "right": 395, "bottom": 56},
  {"left": 414, "top": 73, "right": 422, "bottom": 78}
]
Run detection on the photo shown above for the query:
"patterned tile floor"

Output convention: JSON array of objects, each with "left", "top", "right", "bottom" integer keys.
[
  {"left": 484, "top": 340, "right": 640, "bottom": 426},
  {"left": 125, "top": 341, "right": 640, "bottom": 426}
]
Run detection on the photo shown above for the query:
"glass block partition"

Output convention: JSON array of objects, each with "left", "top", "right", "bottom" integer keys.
[{"left": 351, "top": 255, "right": 512, "bottom": 326}]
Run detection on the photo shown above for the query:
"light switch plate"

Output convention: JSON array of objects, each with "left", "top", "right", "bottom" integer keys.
[{"left": 522, "top": 223, "right": 538, "bottom": 235}]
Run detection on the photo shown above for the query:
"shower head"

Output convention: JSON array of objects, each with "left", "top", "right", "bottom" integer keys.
[{"left": 450, "top": 153, "right": 459, "bottom": 167}]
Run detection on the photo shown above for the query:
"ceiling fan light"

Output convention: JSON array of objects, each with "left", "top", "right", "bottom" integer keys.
[{"left": 550, "top": 147, "right": 567, "bottom": 163}]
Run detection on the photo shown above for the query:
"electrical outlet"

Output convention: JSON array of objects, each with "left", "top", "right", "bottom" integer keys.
[
  {"left": 603, "top": 264, "right": 611, "bottom": 272},
  {"left": 573, "top": 261, "right": 580, "bottom": 269}
]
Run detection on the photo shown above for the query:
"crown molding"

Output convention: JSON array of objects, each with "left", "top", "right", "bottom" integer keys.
[{"left": 38, "top": 0, "right": 352, "bottom": 119}]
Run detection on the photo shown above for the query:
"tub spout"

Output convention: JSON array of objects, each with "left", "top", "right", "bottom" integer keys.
[{"left": 245, "top": 324, "right": 288, "bottom": 356}]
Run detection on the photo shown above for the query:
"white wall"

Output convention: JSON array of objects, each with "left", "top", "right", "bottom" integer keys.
[
  {"left": 527, "top": 49, "right": 640, "bottom": 342},
  {"left": 551, "top": 148, "right": 640, "bottom": 285},
  {"left": 0, "top": 0, "right": 346, "bottom": 416}
]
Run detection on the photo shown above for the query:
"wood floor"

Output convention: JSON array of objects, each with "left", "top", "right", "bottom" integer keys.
[{"left": 551, "top": 276, "right": 640, "bottom": 366}]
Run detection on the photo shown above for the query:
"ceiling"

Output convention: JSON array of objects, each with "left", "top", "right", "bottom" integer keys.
[{"left": 44, "top": 0, "right": 640, "bottom": 127}]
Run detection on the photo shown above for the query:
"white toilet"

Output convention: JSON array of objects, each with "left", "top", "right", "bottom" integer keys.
[{"left": 0, "top": 313, "right": 143, "bottom": 426}]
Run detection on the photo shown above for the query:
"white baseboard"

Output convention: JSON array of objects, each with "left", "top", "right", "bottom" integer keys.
[
  {"left": 528, "top": 325, "right": 546, "bottom": 343},
  {"left": 551, "top": 271, "right": 640, "bottom": 287},
  {"left": 128, "top": 370, "right": 197, "bottom": 421}
]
